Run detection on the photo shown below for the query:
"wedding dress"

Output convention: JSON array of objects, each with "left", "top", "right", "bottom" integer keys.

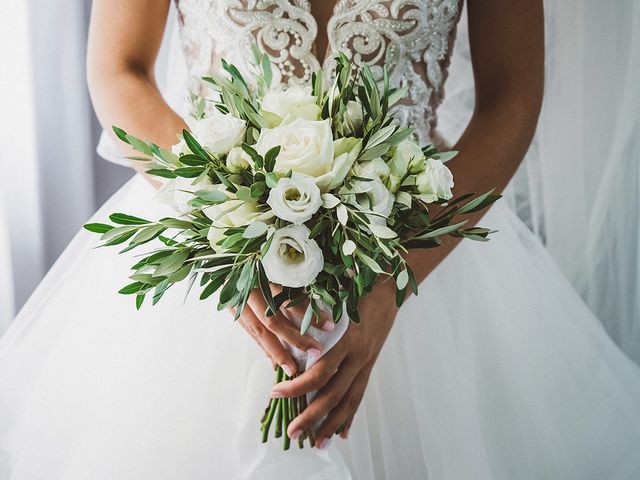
[{"left": 2, "top": 1, "right": 640, "bottom": 479}]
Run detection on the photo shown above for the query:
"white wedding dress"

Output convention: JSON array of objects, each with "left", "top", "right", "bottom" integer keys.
[{"left": 2, "top": 1, "right": 640, "bottom": 479}]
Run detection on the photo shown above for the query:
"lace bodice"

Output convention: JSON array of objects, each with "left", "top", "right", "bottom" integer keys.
[{"left": 174, "top": 0, "right": 463, "bottom": 142}]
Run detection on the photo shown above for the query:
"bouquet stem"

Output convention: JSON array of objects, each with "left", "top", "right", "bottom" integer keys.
[{"left": 261, "top": 365, "right": 315, "bottom": 449}]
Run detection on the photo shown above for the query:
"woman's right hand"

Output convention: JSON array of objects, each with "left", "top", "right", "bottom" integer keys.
[{"left": 230, "top": 289, "right": 330, "bottom": 376}]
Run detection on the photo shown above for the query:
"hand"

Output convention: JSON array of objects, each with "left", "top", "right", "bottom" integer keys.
[
  {"left": 230, "top": 288, "right": 333, "bottom": 376},
  {"left": 269, "top": 280, "right": 398, "bottom": 448}
]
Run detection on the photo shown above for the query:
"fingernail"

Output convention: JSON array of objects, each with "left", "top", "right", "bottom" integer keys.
[
  {"left": 290, "top": 430, "right": 302, "bottom": 441},
  {"left": 307, "top": 348, "right": 322, "bottom": 361},
  {"left": 270, "top": 390, "right": 284, "bottom": 398},
  {"left": 321, "top": 321, "right": 335, "bottom": 332},
  {"left": 340, "top": 429, "right": 349, "bottom": 439},
  {"left": 317, "top": 437, "right": 331, "bottom": 449},
  {"left": 281, "top": 364, "right": 293, "bottom": 377}
]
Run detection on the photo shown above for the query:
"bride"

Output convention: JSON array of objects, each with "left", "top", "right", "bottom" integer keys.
[{"left": 1, "top": 0, "right": 640, "bottom": 478}]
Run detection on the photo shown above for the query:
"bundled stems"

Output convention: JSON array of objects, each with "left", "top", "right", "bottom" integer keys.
[{"left": 260, "top": 365, "right": 315, "bottom": 450}]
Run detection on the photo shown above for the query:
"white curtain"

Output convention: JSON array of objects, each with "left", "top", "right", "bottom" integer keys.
[
  {"left": 0, "top": 0, "right": 43, "bottom": 332},
  {"left": 0, "top": 0, "right": 132, "bottom": 334},
  {"left": 441, "top": 1, "right": 640, "bottom": 363}
]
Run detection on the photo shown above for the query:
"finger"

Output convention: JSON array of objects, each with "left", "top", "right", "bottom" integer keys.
[
  {"left": 314, "top": 371, "right": 368, "bottom": 445},
  {"left": 284, "top": 360, "right": 360, "bottom": 439},
  {"left": 338, "top": 416, "right": 353, "bottom": 439},
  {"left": 270, "top": 345, "right": 348, "bottom": 398},
  {"left": 249, "top": 293, "right": 323, "bottom": 353},
  {"left": 282, "top": 299, "right": 335, "bottom": 332},
  {"left": 232, "top": 306, "right": 298, "bottom": 376}
]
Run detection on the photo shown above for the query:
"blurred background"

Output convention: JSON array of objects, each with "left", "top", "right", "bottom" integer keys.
[
  {"left": 0, "top": 1, "right": 132, "bottom": 331},
  {"left": 0, "top": 1, "right": 639, "bottom": 362}
]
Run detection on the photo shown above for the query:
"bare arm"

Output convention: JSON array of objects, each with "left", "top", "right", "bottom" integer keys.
[
  {"left": 407, "top": 0, "right": 545, "bottom": 281},
  {"left": 274, "top": 0, "right": 545, "bottom": 447},
  {"left": 87, "top": 0, "right": 188, "bottom": 185}
]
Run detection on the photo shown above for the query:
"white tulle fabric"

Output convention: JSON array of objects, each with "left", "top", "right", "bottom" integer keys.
[
  {"left": 440, "top": 1, "right": 640, "bottom": 364},
  {"left": 3, "top": 1, "right": 640, "bottom": 479}
]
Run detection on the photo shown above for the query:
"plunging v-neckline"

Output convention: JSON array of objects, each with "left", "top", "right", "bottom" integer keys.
[{"left": 307, "top": 0, "right": 341, "bottom": 65}]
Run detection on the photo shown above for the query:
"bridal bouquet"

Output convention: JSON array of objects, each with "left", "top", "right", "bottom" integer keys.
[{"left": 85, "top": 49, "right": 499, "bottom": 449}]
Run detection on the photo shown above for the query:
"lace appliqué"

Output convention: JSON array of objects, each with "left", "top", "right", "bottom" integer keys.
[{"left": 175, "top": 0, "right": 463, "bottom": 142}]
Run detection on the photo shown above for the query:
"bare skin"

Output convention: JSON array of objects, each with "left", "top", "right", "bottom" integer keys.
[{"left": 88, "top": 0, "right": 544, "bottom": 449}]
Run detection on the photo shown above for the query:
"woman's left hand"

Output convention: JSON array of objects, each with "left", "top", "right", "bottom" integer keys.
[{"left": 269, "top": 279, "right": 399, "bottom": 448}]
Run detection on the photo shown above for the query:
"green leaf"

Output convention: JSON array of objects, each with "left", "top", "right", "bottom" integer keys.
[
  {"left": 455, "top": 190, "right": 500, "bottom": 215},
  {"left": 415, "top": 220, "right": 468, "bottom": 240},
  {"left": 126, "top": 135, "right": 152, "bottom": 155},
  {"left": 432, "top": 150, "right": 458, "bottom": 162},
  {"left": 101, "top": 225, "right": 139, "bottom": 241},
  {"left": 355, "top": 250, "right": 384, "bottom": 274},
  {"left": 257, "top": 261, "right": 278, "bottom": 315},
  {"left": 135, "top": 294, "right": 145, "bottom": 310},
  {"left": 300, "top": 300, "right": 315, "bottom": 335},
  {"left": 128, "top": 225, "right": 166, "bottom": 245},
  {"left": 174, "top": 167, "right": 205, "bottom": 178},
  {"left": 159, "top": 218, "right": 194, "bottom": 230},
  {"left": 250, "top": 181, "right": 267, "bottom": 199},
  {"left": 337, "top": 204, "right": 348, "bottom": 225},
  {"left": 200, "top": 274, "right": 227, "bottom": 300},
  {"left": 178, "top": 154, "right": 209, "bottom": 166},
  {"left": 119, "top": 282, "right": 146, "bottom": 295},
  {"left": 112, "top": 126, "right": 129, "bottom": 144},
  {"left": 154, "top": 250, "right": 190, "bottom": 277},
  {"left": 109, "top": 213, "right": 150, "bottom": 225},
  {"left": 243, "top": 221, "right": 269, "bottom": 239},
  {"left": 396, "top": 269, "right": 409, "bottom": 290},
  {"left": 146, "top": 168, "right": 177, "bottom": 179},
  {"left": 264, "top": 146, "right": 280, "bottom": 172},
  {"left": 182, "top": 129, "right": 210, "bottom": 159},
  {"left": 369, "top": 224, "right": 398, "bottom": 239},
  {"left": 84, "top": 223, "right": 113, "bottom": 234},
  {"left": 195, "top": 189, "right": 229, "bottom": 203}
]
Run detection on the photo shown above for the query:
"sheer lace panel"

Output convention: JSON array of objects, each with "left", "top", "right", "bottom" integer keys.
[{"left": 175, "top": 0, "right": 463, "bottom": 142}]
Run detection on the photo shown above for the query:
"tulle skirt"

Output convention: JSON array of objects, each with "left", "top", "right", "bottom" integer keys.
[{"left": 1, "top": 175, "right": 639, "bottom": 479}]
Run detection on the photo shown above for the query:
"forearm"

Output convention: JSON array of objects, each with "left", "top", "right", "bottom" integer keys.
[
  {"left": 88, "top": 68, "right": 187, "bottom": 185},
  {"left": 407, "top": 95, "right": 542, "bottom": 283}
]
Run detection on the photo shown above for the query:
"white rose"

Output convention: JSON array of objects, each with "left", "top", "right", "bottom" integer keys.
[
  {"left": 203, "top": 199, "right": 273, "bottom": 251},
  {"left": 352, "top": 157, "right": 390, "bottom": 181},
  {"left": 415, "top": 159, "right": 454, "bottom": 203},
  {"left": 187, "top": 110, "right": 246, "bottom": 156},
  {"left": 226, "top": 146, "right": 253, "bottom": 173},
  {"left": 156, "top": 175, "right": 213, "bottom": 215},
  {"left": 262, "top": 225, "right": 324, "bottom": 288},
  {"left": 345, "top": 176, "right": 394, "bottom": 225},
  {"left": 267, "top": 174, "right": 322, "bottom": 225},
  {"left": 389, "top": 140, "right": 425, "bottom": 177},
  {"left": 256, "top": 118, "right": 334, "bottom": 177},
  {"left": 261, "top": 86, "right": 321, "bottom": 123},
  {"left": 315, "top": 137, "right": 362, "bottom": 192}
]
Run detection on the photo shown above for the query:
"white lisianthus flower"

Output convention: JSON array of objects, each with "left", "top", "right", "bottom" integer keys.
[
  {"left": 261, "top": 86, "right": 321, "bottom": 123},
  {"left": 267, "top": 174, "right": 322, "bottom": 225},
  {"left": 315, "top": 137, "right": 362, "bottom": 192},
  {"left": 226, "top": 146, "right": 253, "bottom": 173},
  {"left": 352, "top": 157, "right": 390, "bottom": 180},
  {"left": 256, "top": 118, "right": 334, "bottom": 177},
  {"left": 156, "top": 176, "right": 213, "bottom": 215},
  {"left": 187, "top": 110, "right": 246, "bottom": 156},
  {"left": 415, "top": 159, "right": 454, "bottom": 203},
  {"left": 389, "top": 139, "right": 425, "bottom": 177},
  {"left": 262, "top": 225, "right": 324, "bottom": 288},
  {"left": 203, "top": 199, "right": 273, "bottom": 251}
]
